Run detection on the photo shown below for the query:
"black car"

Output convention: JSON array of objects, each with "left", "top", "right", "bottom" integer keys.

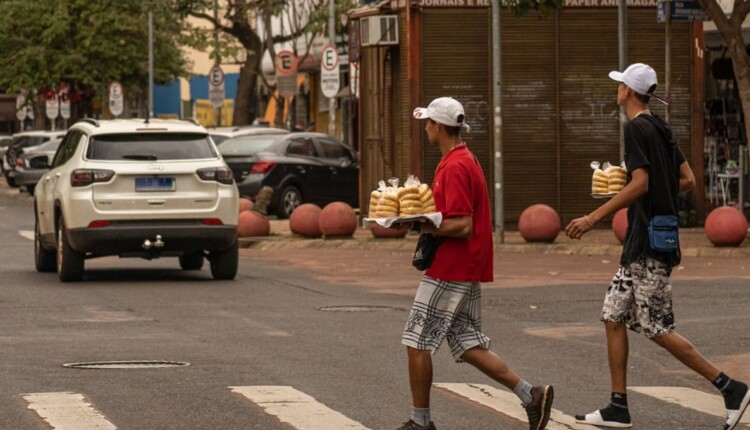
[{"left": 219, "top": 132, "right": 359, "bottom": 218}]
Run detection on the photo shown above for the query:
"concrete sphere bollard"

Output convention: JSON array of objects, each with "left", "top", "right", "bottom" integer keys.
[
  {"left": 319, "top": 202, "right": 358, "bottom": 238},
  {"left": 289, "top": 204, "right": 323, "bottom": 238},
  {"left": 239, "top": 198, "right": 254, "bottom": 213},
  {"left": 612, "top": 208, "right": 628, "bottom": 244},
  {"left": 518, "top": 204, "right": 561, "bottom": 243},
  {"left": 237, "top": 210, "right": 270, "bottom": 237},
  {"left": 705, "top": 207, "right": 749, "bottom": 247},
  {"left": 371, "top": 224, "right": 408, "bottom": 239}
]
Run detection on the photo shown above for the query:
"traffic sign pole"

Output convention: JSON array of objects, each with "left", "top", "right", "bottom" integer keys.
[{"left": 328, "top": 0, "right": 336, "bottom": 138}]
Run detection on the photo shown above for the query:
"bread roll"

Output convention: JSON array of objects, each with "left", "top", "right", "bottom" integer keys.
[
  {"left": 592, "top": 186, "right": 609, "bottom": 194},
  {"left": 397, "top": 186, "right": 420, "bottom": 199},
  {"left": 608, "top": 184, "right": 624, "bottom": 192},
  {"left": 400, "top": 207, "right": 423, "bottom": 215},
  {"left": 400, "top": 193, "right": 421, "bottom": 202},
  {"left": 422, "top": 205, "right": 437, "bottom": 214},
  {"left": 400, "top": 200, "right": 422, "bottom": 209},
  {"left": 608, "top": 178, "right": 626, "bottom": 186},
  {"left": 376, "top": 210, "right": 398, "bottom": 218}
]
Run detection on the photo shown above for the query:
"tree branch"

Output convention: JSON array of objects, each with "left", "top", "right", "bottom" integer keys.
[
  {"left": 698, "top": 0, "right": 733, "bottom": 36},
  {"left": 730, "top": 0, "right": 750, "bottom": 27},
  {"left": 188, "top": 10, "right": 235, "bottom": 35}
]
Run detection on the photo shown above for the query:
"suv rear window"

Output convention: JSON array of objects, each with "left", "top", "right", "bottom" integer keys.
[{"left": 87, "top": 133, "right": 216, "bottom": 161}]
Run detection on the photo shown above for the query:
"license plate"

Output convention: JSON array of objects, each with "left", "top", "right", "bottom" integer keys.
[{"left": 135, "top": 177, "right": 175, "bottom": 192}]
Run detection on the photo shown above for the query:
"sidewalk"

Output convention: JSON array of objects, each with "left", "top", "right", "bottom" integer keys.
[{"left": 241, "top": 219, "right": 750, "bottom": 259}]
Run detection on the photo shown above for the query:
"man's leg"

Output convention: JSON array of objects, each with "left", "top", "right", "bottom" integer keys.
[
  {"left": 652, "top": 332, "right": 750, "bottom": 430},
  {"left": 651, "top": 332, "right": 718, "bottom": 381},
  {"left": 605, "top": 321, "right": 629, "bottom": 393},
  {"left": 461, "top": 347, "right": 553, "bottom": 430},
  {"left": 407, "top": 347, "right": 433, "bottom": 408}
]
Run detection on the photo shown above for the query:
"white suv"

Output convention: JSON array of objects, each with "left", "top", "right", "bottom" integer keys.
[{"left": 34, "top": 118, "right": 239, "bottom": 282}]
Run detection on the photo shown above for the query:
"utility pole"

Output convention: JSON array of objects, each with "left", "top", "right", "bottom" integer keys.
[
  {"left": 328, "top": 0, "right": 337, "bottom": 138},
  {"left": 148, "top": 11, "right": 154, "bottom": 119},
  {"left": 214, "top": 0, "right": 222, "bottom": 127},
  {"left": 664, "top": 0, "right": 671, "bottom": 123},
  {"left": 492, "top": 0, "right": 504, "bottom": 244},
  {"left": 618, "top": 0, "right": 627, "bottom": 161}
]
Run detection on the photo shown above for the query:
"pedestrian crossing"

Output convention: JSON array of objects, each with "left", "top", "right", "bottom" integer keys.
[{"left": 17, "top": 384, "right": 747, "bottom": 429}]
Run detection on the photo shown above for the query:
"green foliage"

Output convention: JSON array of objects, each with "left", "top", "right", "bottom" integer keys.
[{"left": 0, "top": 0, "right": 190, "bottom": 97}]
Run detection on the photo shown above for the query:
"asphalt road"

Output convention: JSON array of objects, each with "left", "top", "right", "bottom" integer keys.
[{"left": 0, "top": 188, "right": 749, "bottom": 429}]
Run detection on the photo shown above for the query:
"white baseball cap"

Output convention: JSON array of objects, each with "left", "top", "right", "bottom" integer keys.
[
  {"left": 413, "top": 97, "right": 470, "bottom": 132},
  {"left": 608, "top": 63, "right": 668, "bottom": 105}
]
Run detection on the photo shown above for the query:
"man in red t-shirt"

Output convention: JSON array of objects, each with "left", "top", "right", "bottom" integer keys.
[{"left": 397, "top": 97, "right": 554, "bottom": 430}]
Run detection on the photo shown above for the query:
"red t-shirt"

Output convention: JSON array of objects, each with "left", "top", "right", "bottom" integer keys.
[{"left": 425, "top": 143, "right": 494, "bottom": 282}]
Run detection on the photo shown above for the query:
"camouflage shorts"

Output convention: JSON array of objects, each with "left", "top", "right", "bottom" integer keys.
[{"left": 601, "top": 258, "right": 675, "bottom": 338}]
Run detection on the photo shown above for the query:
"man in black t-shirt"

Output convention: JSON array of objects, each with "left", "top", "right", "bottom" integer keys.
[{"left": 565, "top": 63, "right": 749, "bottom": 429}]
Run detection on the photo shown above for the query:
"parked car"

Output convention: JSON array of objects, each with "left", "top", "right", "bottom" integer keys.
[
  {"left": 219, "top": 132, "right": 358, "bottom": 218},
  {"left": 34, "top": 118, "right": 239, "bottom": 282},
  {"left": 13, "top": 136, "right": 64, "bottom": 195},
  {"left": 0, "top": 135, "right": 11, "bottom": 174},
  {"left": 208, "top": 125, "right": 289, "bottom": 145},
  {"left": 4, "top": 130, "right": 66, "bottom": 186}
]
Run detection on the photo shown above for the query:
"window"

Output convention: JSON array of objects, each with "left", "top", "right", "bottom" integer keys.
[
  {"left": 51, "top": 131, "right": 81, "bottom": 168},
  {"left": 286, "top": 138, "right": 317, "bottom": 157},
  {"left": 316, "top": 139, "right": 351, "bottom": 162},
  {"left": 87, "top": 133, "right": 216, "bottom": 161},
  {"left": 218, "top": 136, "right": 277, "bottom": 157}
]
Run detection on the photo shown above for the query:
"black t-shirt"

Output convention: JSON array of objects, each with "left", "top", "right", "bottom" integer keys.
[{"left": 620, "top": 113, "right": 686, "bottom": 267}]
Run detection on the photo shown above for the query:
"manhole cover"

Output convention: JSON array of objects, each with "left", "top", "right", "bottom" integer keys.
[
  {"left": 63, "top": 360, "right": 190, "bottom": 369},
  {"left": 318, "top": 306, "right": 402, "bottom": 312}
]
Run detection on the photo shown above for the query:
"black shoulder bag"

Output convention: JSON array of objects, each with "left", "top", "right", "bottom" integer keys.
[{"left": 412, "top": 233, "right": 444, "bottom": 271}]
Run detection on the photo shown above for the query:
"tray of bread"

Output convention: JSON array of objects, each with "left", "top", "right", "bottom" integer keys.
[
  {"left": 591, "top": 161, "right": 626, "bottom": 199},
  {"left": 362, "top": 176, "right": 442, "bottom": 228}
]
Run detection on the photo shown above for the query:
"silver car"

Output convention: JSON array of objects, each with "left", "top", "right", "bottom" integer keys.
[
  {"left": 208, "top": 125, "right": 289, "bottom": 145},
  {"left": 14, "top": 137, "right": 63, "bottom": 195},
  {"left": 4, "top": 130, "right": 66, "bottom": 186}
]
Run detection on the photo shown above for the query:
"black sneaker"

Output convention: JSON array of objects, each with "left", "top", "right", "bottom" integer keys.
[
  {"left": 525, "top": 385, "right": 554, "bottom": 430},
  {"left": 724, "top": 381, "right": 750, "bottom": 430},
  {"left": 395, "top": 420, "right": 436, "bottom": 430},
  {"left": 575, "top": 407, "right": 632, "bottom": 428}
]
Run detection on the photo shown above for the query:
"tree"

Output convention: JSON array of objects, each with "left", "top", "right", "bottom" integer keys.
[
  {"left": 178, "top": 0, "right": 352, "bottom": 126},
  {"left": 0, "top": 0, "right": 191, "bottom": 125},
  {"left": 697, "top": 0, "right": 750, "bottom": 153}
]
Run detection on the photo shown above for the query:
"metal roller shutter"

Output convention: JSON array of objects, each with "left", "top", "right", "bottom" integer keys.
[
  {"left": 501, "top": 11, "right": 558, "bottom": 221},
  {"left": 421, "top": 9, "right": 493, "bottom": 193}
]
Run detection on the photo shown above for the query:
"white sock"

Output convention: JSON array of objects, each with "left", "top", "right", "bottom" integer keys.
[
  {"left": 513, "top": 380, "right": 534, "bottom": 406},
  {"left": 411, "top": 407, "right": 431, "bottom": 426}
]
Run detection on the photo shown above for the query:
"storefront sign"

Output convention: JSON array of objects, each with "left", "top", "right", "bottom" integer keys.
[
  {"left": 564, "top": 0, "right": 659, "bottom": 7},
  {"left": 657, "top": 0, "right": 709, "bottom": 21},
  {"left": 417, "top": 0, "right": 490, "bottom": 6}
]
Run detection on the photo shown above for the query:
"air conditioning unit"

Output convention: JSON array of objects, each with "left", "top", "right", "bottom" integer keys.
[{"left": 360, "top": 15, "right": 399, "bottom": 47}]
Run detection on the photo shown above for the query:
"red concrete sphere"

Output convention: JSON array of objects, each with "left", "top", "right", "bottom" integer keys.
[
  {"left": 612, "top": 208, "right": 628, "bottom": 244},
  {"left": 237, "top": 210, "right": 270, "bottom": 237},
  {"left": 705, "top": 207, "right": 749, "bottom": 247},
  {"left": 370, "top": 224, "right": 408, "bottom": 238},
  {"left": 319, "top": 202, "right": 358, "bottom": 237},
  {"left": 518, "top": 204, "right": 561, "bottom": 243},
  {"left": 239, "top": 198, "right": 254, "bottom": 213},
  {"left": 290, "top": 204, "right": 323, "bottom": 238}
]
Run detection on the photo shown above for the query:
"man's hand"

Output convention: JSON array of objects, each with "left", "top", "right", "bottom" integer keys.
[{"left": 565, "top": 216, "right": 593, "bottom": 240}]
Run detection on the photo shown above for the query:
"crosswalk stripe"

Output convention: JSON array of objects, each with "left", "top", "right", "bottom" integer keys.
[
  {"left": 18, "top": 230, "right": 34, "bottom": 241},
  {"left": 22, "top": 392, "right": 117, "bottom": 430},
  {"left": 631, "top": 386, "right": 750, "bottom": 425},
  {"left": 229, "top": 386, "right": 370, "bottom": 430},
  {"left": 434, "top": 383, "right": 590, "bottom": 430}
]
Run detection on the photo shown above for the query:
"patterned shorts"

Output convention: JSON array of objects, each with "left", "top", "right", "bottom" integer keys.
[
  {"left": 402, "top": 276, "right": 491, "bottom": 362},
  {"left": 601, "top": 258, "right": 675, "bottom": 338}
]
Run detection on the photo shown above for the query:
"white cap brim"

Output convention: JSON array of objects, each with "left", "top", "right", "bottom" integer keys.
[
  {"left": 608, "top": 71, "right": 624, "bottom": 83},
  {"left": 413, "top": 107, "right": 429, "bottom": 120}
]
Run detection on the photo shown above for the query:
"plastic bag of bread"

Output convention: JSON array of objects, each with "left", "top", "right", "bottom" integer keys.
[
  {"left": 418, "top": 183, "right": 436, "bottom": 214},
  {"left": 591, "top": 161, "right": 609, "bottom": 195},
  {"left": 604, "top": 162, "right": 627, "bottom": 193},
  {"left": 374, "top": 178, "right": 400, "bottom": 218},
  {"left": 369, "top": 181, "right": 386, "bottom": 218},
  {"left": 398, "top": 175, "right": 423, "bottom": 216}
]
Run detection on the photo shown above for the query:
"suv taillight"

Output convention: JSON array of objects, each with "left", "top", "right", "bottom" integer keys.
[
  {"left": 250, "top": 161, "right": 276, "bottom": 174},
  {"left": 197, "top": 167, "right": 233, "bottom": 184},
  {"left": 70, "top": 169, "right": 115, "bottom": 187}
]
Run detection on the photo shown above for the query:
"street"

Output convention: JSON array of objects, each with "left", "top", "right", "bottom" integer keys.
[{"left": 0, "top": 188, "right": 749, "bottom": 429}]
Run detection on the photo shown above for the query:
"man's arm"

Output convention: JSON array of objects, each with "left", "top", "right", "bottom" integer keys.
[
  {"left": 421, "top": 216, "right": 472, "bottom": 238},
  {"left": 679, "top": 161, "right": 696, "bottom": 193},
  {"left": 565, "top": 168, "right": 648, "bottom": 240}
]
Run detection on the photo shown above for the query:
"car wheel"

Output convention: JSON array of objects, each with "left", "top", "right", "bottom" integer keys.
[
  {"left": 56, "top": 216, "right": 85, "bottom": 282},
  {"left": 209, "top": 241, "right": 238, "bottom": 280},
  {"left": 7, "top": 176, "right": 16, "bottom": 187},
  {"left": 179, "top": 252, "right": 204, "bottom": 271},
  {"left": 275, "top": 185, "right": 302, "bottom": 219},
  {"left": 34, "top": 216, "right": 56, "bottom": 273}
]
